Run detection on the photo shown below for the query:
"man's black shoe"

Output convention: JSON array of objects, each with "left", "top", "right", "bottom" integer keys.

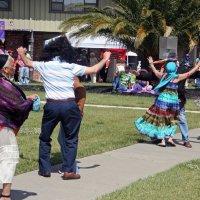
[{"left": 38, "top": 171, "right": 51, "bottom": 177}]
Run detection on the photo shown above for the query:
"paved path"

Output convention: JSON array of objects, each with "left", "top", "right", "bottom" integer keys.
[{"left": 4, "top": 129, "right": 200, "bottom": 200}]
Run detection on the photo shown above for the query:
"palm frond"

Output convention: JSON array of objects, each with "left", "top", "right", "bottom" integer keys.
[
  {"left": 134, "top": 25, "right": 148, "bottom": 49},
  {"left": 58, "top": 0, "right": 200, "bottom": 56}
]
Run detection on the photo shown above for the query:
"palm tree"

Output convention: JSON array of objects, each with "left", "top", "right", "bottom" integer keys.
[
  {"left": 60, "top": 0, "right": 200, "bottom": 58},
  {"left": 149, "top": 0, "right": 200, "bottom": 52}
]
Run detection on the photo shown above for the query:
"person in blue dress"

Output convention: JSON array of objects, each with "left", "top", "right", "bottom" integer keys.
[{"left": 134, "top": 56, "right": 200, "bottom": 147}]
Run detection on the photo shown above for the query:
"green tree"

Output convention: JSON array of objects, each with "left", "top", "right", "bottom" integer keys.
[{"left": 60, "top": 0, "right": 200, "bottom": 58}]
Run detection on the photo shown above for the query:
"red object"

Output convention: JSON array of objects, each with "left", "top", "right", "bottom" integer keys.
[
  {"left": 0, "top": 125, "right": 19, "bottom": 136},
  {"left": 106, "top": 59, "right": 110, "bottom": 68},
  {"left": 109, "top": 48, "right": 126, "bottom": 61},
  {"left": 120, "top": 53, "right": 126, "bottom": 61},
  {"left": 13, "top": 128, "right": 20, "bottom": 136},
  {"left": 7, "top": 50, "right": 13, "bottom": 53},
  {"left": 153, "top": 59, "right": 165, "bottom": 64},
  {"left": 0, "top": 125, "right": 4, "bottom": 132},
  {"left": 101, "top": 48, "right": 126, "bottom": 63}
]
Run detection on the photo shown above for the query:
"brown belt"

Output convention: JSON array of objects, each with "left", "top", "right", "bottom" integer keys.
[{"left": 46, "top": 98, "right": 75, "bottom": 103}]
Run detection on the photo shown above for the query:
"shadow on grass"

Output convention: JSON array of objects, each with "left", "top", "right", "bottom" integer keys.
[
  {"left": 0, "top": 189, "right": 37, "bottom": 200},
  {"left": 136, "top": 138, "right": 146, "bottom": 143}
]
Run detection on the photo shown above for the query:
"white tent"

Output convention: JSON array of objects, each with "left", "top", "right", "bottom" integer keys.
[
  {"left": 126, "top": 51, "right": 137, "bottom": 56},
  {"left": 45, "top": 33, "right": 126, "bottom": 49},
  {"left": 68, "top": 35, "right": 126, "bottom": 49}
]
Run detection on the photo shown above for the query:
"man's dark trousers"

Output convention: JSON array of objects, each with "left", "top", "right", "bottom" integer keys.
[{"left": 39, "top": 101, "right": 82, "bottom": 173}]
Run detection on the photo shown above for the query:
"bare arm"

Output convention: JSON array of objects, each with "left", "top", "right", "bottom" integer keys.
[
  {"left": 73, "top": 77, "right": 86, "bottom": 115},
  {"left": 84, "top": 52, "right": 111, "bottom": 75},
  {"left": 148, "top": 56, "right": 163, "bottom": 79},
  {"left": 175, "top": 61, "right": 200, "bottom": 82},
  {"left": 115, "top": 65, "right": 120, "bottom": 76},
  {"left": 17, "top": 47, "right": 33, "bottom": 68}
]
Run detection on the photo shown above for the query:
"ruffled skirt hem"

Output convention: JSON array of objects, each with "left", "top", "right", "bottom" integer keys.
[{"left": 134, "top": 117, "right": 177, "bottom": 139}]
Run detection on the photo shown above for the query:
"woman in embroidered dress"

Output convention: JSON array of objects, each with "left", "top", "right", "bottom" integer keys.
[
  {"left": 0, "top": 54, "right": 37, "bottom": 200},
  {"left": 134, "top": 56, "right": 200, "bottom": 147}
]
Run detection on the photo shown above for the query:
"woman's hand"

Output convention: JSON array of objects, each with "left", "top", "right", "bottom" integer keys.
[
  {"left": 132, "top": 70, "right": 140, "bottom": 76},
  {"left": 148, "top": 56, "right": 154, "bottom": 65},
  {"left": 147, "top": 56, "right": 163, "bottom": 79},
  {"left": 27, "top": 94, "right": 38, "bottom": 100},
  {"left": 17, "top": 47, "right": 26, "bottom": 55},
  {"left": 103, "top": 51, "right": 111, "bottom": 61}
]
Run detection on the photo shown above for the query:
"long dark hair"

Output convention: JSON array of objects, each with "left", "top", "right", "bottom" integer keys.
[
  {"left": 0, "top": 54, "right": 9, "bottom": 69},
  {"left": 39, "top": 35, "right": 78, "bottom": 63}
]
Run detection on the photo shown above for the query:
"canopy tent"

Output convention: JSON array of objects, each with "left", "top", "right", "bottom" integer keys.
[
  {"left": 67, "top": 35, "right": 126, "bottom": 49},
  {"left": 44, "top": 33, "right": 138, "bottom": 81},
  {"left": 45, "top": 33, "right": 126, "bottom": 49},
  {"left": 126, "top": 51, "right": 137, "bottom": 56}
]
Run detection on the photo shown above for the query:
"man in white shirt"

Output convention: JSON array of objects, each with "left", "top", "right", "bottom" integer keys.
[{"left": 17, "top": 36, "right": 111, "bottom": 180}]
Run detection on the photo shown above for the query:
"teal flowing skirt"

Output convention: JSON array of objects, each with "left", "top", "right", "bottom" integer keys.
[{"left": 134, "top": 88, "right": 179, "bottom": 139}]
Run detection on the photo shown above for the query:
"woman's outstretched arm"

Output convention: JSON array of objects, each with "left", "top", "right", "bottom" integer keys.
[
  {"left": 148, "top": 56, "right": 163, "bottom": 79},
  {"left": 176, "top": 61, "right": 200, "bottom": 82}
]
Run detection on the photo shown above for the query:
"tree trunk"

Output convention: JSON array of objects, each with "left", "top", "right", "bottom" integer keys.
[{"left": 164, "top": 26, "right": 173, "bottom": 37}]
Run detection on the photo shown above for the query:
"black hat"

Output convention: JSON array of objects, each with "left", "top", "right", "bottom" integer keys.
[
  {"left": 167, "top": 52, "right": 177, "bottom": 59},
  {"left": 0, "top": 54, "right": 9, "bottom": 69},
  {"left": 167, "top": 52, "right": 177, "bottom": 62}
]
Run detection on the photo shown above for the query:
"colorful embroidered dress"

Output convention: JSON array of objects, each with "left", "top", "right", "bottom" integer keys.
[{"left": 134, "top": 81, "right": 179, "bottom": 139}]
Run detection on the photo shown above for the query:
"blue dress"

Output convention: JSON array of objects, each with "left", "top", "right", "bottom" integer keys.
[{"left": 134, "top": 81, "right": 179, "bottom": 139}]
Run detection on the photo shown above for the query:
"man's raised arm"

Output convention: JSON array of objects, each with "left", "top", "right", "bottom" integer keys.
[
  {"left": 17, "top": 47, "right": 33, "bottom": 68},
  {"left": 84, "top": 51, "right": 111, "bottom": 75}
]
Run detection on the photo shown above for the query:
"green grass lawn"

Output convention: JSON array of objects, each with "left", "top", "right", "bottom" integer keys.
[
  {"left": 16, "top": 91, "right": 200, "bottom": 200},
  {"left": 16, "top": 82, "right": 200, "bottom": 200},
  {"left": 16, "top": 105, "right": 200, "bottom": 175},
  {"left": 25, "top": 91, "right": 200, "bottom": 111},
  {"left": 16, "top": 106, "right": 145, "bottom": 174},
  {"left": 17, "top": 92, "right": 200, "bottom": 175},
  {"left": 85, "top": 93, "right": 200, "bottom": 111}
]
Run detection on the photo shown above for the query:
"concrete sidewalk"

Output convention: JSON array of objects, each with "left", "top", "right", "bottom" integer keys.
[{"left": 8, "top": 129, "right": 200, "bottom": 200}]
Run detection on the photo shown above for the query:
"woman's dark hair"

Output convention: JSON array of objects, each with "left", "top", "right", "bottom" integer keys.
[
  {"left": 0, "top": 54, "right": 8, "bottom": 69},
  {"left": 12, "top": 50, "right": 18, "bottom": 60},
  {"left": 40, "top": 35, "right": 78, "bottom": 63},
  {"left": 0, "top": 40, "right": 4, "bottom": 49}
]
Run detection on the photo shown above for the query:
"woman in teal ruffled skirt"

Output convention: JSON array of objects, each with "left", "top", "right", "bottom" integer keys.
[{"left": 134, "top": 57, "right": 200, "bottom": 147}]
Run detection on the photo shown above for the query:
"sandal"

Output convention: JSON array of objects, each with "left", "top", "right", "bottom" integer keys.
[
  {"left": 167, "top": 140, "right": 176, "bottom": 147},
  {"left": 157, "top": 142, "right": 166, "bottom": 147},
  {"left": 0, "top": 194, "right": 11, "bottom": 199}
]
